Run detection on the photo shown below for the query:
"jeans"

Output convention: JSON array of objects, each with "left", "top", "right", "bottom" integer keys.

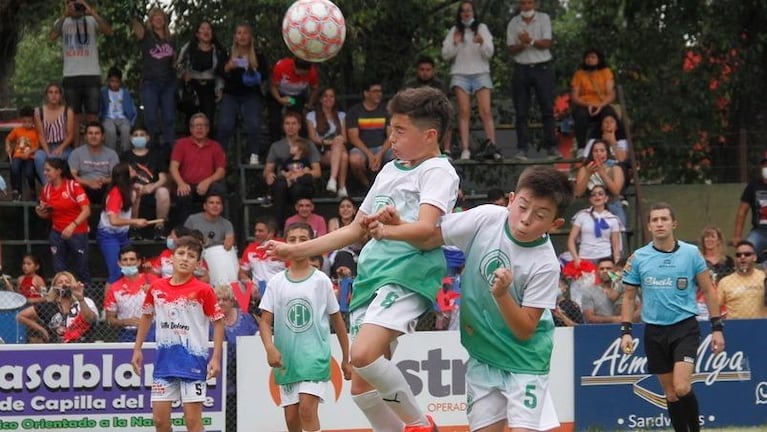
[
  {"left": 97, "top": 228, "right": 130, "bottom": 283},
  {"left": 103, "top": 118, "right": 132, "bottom": 152},
  {"left": 217, "top": 93, "right": 263, "bottom": 156},
  {"left": 49, "top": 229, "right": 90, "bottom": 287},
  {"left": 512, "top": 62, "right": 556, "bottom": 150},
  {"left": 34, "top": 144, "right": 73, "bottom": 185},
  {"left": 10, "top": 158, "right": 35, "bottom": 194},
  {"left": 140, "top": 79, "right": 177, "bottom": 146},
  {"left": 183, "top": 79, "right": 218, "bottom": 132},
  {"left": 747, "top": 227, "right": 767, "bottom": 262}
]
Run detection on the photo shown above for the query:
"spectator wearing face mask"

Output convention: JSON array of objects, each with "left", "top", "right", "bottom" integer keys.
[
  {"left": 103, "top": 245, "right": 158, "bottom": 342},
  {"left": 120, "top": 125, "right": 170, "bottom": 240}
]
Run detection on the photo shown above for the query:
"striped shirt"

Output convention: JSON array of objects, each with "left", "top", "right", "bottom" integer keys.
[{"left": 36, "top": 106, "right": 68, "bottom": 145}]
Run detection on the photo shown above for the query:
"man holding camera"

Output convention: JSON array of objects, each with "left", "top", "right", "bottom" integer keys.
[{"left": 51, "top": 0, "right": 113, "bottom": 144}]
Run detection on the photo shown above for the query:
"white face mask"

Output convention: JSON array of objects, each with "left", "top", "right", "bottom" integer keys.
[
  {"left": 521, "top": 9, "right": 535, "bottom": 18},
  {"left": 762, "top": 167, "right": 767, "bottom": 179}
]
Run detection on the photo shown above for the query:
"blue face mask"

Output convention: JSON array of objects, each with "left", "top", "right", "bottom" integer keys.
[
  {"left": 166, "top": 238, "right": 175, "bottom": 250},
  {"left": 121, "top": 265, "right": 139, "bottom": 277},
  {"left": 131, "top": 136, "right": 148, "bottom": 148}
]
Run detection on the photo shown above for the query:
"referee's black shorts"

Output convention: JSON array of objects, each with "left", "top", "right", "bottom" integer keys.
[{"left": 644, "top": 316, "right": 700, "bottom": 374}]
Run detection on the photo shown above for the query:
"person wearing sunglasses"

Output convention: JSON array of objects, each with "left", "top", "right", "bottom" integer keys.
[
  {"left": 716, "top": 240, "right": 767, "bottom": 319},
  {"left": 567, "top": 184, "right": 622, "bottom": 270}
]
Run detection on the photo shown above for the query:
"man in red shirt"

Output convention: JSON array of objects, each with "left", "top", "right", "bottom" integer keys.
[
  {"left": 104, "top": 245, "right": 158, "bottom": 342},
  {"left": 268, "top": 57, "right": 320, "bottom": 142},
  {"left": 169, "top": 113, "right": 227, "bottom": 225}
]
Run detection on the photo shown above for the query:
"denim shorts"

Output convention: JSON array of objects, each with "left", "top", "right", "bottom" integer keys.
[{"left": 450, "top": 73, "right": 493, "bottom": 94}]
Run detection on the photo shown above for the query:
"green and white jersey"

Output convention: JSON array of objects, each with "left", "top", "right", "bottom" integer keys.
[
  {"left": 260, "top": 269, "right": 340, "bottom": 385},
  {"left": 441, "top": 205, "right": 560, "bottom": 374},
  {"left": 352, "top": 156, "right": 459, "bottom": 311}
]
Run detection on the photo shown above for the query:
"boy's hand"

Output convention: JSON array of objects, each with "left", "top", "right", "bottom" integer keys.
[
  {"left": 490, "top": 267, "right": 513, "bottom": 298},
  {"left": 266, "top": 346, "right": 283, "bottom": 369},
  {"left": 262, "top": 241, "right": 296, "bottom": 261},
  {"left": 207, "top": 357, "right": 221, "bottom": 380},
  {"left": 131, "top": 350, "right": 143, "bottom": 375},
  {"left": 341, "top": 360, "right": 352, "bottom": 380}
]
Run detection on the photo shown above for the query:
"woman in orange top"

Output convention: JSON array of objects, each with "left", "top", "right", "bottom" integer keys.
[{"left": 571, "top": 48, "right": 618, "bottom": 155}]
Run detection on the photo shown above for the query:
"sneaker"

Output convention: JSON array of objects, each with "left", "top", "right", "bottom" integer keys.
[
  {"left": 326, "top": 177, "right": 337, "bottom": 194},
  {"left": 576, "top": 148, "right": 586, "bottom": 160},
  {"left": 249, "top": 154, "right": 259, "bottom": 165},
  {"left": 543, "top": 147, "right": 562, "bottom": 160},
  {"left": 403, "top": 415, "right": 438, "bottom": 432},
  {"left": 484, "top": 143, "right": 503, "bottom": 161},
  {"left": 337, "top": 187, "right": 348, "bottom": 198},
  {"left": 460, "top": 149, "right": 471, "bottom": 160},
  {"left": 154, "top": 225, "right": 166, "bottom": 241},
  {"left": 512, "top": 149, "right": 528, "bottom": 161}
]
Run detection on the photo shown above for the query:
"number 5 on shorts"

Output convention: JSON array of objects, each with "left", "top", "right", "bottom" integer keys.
[{"left": 523, "top": 384, "right": 537, "bottom": 409}]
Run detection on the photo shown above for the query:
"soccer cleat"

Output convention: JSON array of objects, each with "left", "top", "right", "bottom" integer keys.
[{"left": 403, "top": 415, "right": 438, "bottom": 432}]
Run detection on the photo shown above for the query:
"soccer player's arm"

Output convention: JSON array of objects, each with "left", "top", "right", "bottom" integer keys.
[
  {"left": 132, "top": 288, "right": 156, "bottom": 375},
  {"left": 274, "top": 212, "right": 367, "bottom": 260},
  {"left": 209, "top": 318, "right": 225, "bottom": 379},
  {"left": 491, "top": 268, "right": 552, "bottom": 340},
  {"left": 376, "top": 203, "right": 443, "bottom": 245}
]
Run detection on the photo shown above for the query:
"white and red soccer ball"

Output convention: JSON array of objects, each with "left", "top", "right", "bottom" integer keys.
[{"left": 282, "top": 0, "right": 346, "bottom": 63}]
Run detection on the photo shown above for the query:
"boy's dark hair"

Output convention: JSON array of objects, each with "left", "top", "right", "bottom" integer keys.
[
  {"left": 597, "top": 257, "right": 615, "bottom": 267},
  {"left": 255, "top": 217, "right": 278, "bottom": 234},
  {"left": 189, "top": 229, "right": 206, "bottom": 244},
  {"left": 516, "top": 166, "right": 574, "bottom": 218},
  {"left": 204, "top": 191, "right": 225, "bottom": 204},
  {"left": 487, "top": 188, "right": 506, "bottom": 203},
  {"left": 285, "top": 222, "right": 315, "bottom": 239},
  {"left": 18, "top": 106, "right": 34, "bottom": 118},
  {"left": 362, "top": 79, "right": 382, "bottom": 92},
  {"left": 172, "top": 225, "right": 191, "bottom": 238},
  {"left": 119, "top": 244, "right": 141, "bottom": 259},
  {"left": 387, "top": 87, "right": 454, "bottom": 144},
  {"left": 648, "top": 202, "right": 676, "bottom": 222},
  {"left": 174, "top": 235, "right": 203, "bottom": 257},
  {"left": 107, "top": 66, "right": 123, "bottom": 80},
  {"left": 85, "top": 121, "right": 104, "bottom": 133},
  {"left": 130, "top": 124, "right": 148, "bottom": 134},
  {"left": 415, "top": 55, "right": 435, "bottom": 67},
  {"left": 735, "top": 240, "right": 756, "bottom": 251}
]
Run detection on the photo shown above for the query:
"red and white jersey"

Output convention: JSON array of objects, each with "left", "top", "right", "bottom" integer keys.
[
  {"left": 104, "top": 274, "right": 158, "bottom": 324},
  {"left": 40, "top": 179, "right": 89, "bottom": 234},
  {"left": 98, "top": 187, "right": 131, "bottom": 233},
  {"left": 142, "top": 277, "right": 223, "bottom": 381},
  {"left": 239, "top": 240, "right": 286, "bottom": 283}
]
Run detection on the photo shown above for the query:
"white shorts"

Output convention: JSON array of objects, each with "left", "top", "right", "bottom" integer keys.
[
  {"left": 349, "top": 284, "right": 429, "bottom": 338},
  {"left": 466, "top": 358, "right": 559, "bottom": 431},
  {"left": 279, "top": 380, "right": 328, "bottom": 407},
  {"left": 151, "top": 378, "right": 208, "bottom": 404}
]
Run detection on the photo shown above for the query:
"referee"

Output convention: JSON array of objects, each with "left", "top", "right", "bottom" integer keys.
[{"left": 620, "top": 202, "right": 724, "bottom": 432}]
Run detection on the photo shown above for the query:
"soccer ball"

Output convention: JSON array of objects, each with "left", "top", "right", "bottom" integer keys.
[{"left": 282, "top": 0, "right": 346, "bottom": 62}]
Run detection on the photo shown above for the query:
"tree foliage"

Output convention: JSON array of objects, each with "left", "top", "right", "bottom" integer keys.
[{"left": 3, "top": 0, "right": 766, "bottom": 183}]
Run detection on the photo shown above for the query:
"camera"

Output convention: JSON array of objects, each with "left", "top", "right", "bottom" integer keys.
[{"left": 56, "top": 285, "right": 73, "bottom": 298}]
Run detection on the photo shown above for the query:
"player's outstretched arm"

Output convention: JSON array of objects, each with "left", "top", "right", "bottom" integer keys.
[
  {"left": 265, "top": 216, "right": 367, "bottom": 260},
  {"left": 330, "top": 312, "right": 352, "bottom": 380},
  {"left": 366, "top": 204, "right": 445, "bottom": 250}
]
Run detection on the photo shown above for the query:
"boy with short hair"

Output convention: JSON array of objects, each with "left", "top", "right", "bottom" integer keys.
[
  {"left": 260, "top": 222, "right": 351, "bottom": 432},
  {"left": 131, "top": 236, "right": 224, "bottom": 432},
  {"left": 5, "top": 106, "right": 40, "bottom": 200},
  {"left": 370, "top": 165, "right": 574, "bottom": 431},
  {"left": 266, "top": 86, "right": 459, "bottom": 431},
  {"left": 100, "top": 66, "right": 137, "bottom": 151}
]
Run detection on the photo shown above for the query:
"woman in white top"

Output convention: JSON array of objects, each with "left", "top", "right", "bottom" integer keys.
[
  {"left": 574, "top": 139, "right": 626, "bottom": 226},
  {"left": 441, "top": 1, "right": 496, "bottom": 160},
  {"left": 567, "top": 184, "right": 622, "bottom": 269},
  {"left": 306, "top": 87, "right": 349, "bottom": 198}
]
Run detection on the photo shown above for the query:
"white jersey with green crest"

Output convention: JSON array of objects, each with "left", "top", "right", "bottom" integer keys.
[
  {"left": 260, "top": 269, "right": 339, "bottom": 385},
  {"left": 352, "top": 156, "right": 459, "bottom": 311},
  {"left": 441, "top": 204, "right": 560, "bottom": 374}
]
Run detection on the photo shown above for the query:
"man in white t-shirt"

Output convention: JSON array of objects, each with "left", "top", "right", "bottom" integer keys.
[{"left": 51, "top": 0, "right": 113, "bottom": 140}]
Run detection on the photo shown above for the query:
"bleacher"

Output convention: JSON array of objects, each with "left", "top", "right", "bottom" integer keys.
[{"left": 0, "top": 97, "right": 638, "bottom": 282}]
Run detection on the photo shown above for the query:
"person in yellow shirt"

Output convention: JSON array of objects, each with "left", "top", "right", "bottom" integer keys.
[
  {"left": 570, "top": 49, "right": 618, "bottom": 156},
  {"left": 4, "top": 106, "right": 41, "bottom": 200},
  {"left": 717, "top": 240, "right": 767, "bottom": 319}
]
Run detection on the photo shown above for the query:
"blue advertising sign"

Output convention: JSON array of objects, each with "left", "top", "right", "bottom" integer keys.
[
  {"left": 574, "top": 319, "right": 766, "bottom": 430},
  {"left": 0, "top": 343, "right": 226, "bottom": 431}
]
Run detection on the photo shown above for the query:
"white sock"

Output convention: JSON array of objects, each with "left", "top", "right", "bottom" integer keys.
[
  {"left": 354, "top": 356, "right": 428, "bottom": 426},
  {"left": 352, "top": 390, "right": 405, "bottom": 431}
]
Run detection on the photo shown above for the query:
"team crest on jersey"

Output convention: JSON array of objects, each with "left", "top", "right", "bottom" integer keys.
[
  {"left": 373, "top": 195, "right": 395, "bottom": 212},
  {"left": 478, "top": 249, "right": 511, "bottom": 286},
  {"left": 286, "top": 298, "right": 313, "bottom": 333},
  {"left": 676, "top": 277, "right": 689, "bottom": 290}
]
